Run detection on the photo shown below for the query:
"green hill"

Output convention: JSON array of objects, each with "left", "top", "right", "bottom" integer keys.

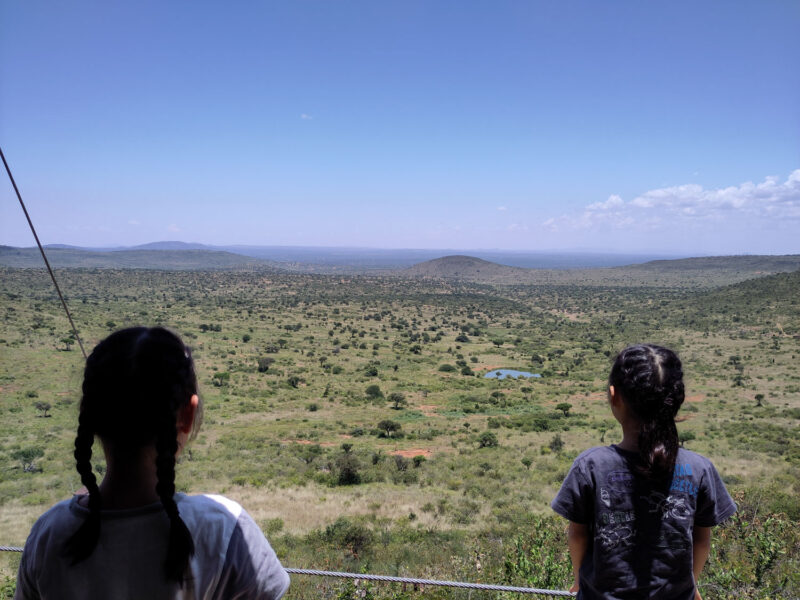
[
  {"left": 0, "top": 246, "right": 281, "bottom": 271},
  {"left": 402, "top": 255, "right": 529, "bottom": 279},
  {"left": 402, "top": 253, "right": 800, "bottom": 288},
  {"left": 663, "top": 269, "right": 800, "bottom": 334}
]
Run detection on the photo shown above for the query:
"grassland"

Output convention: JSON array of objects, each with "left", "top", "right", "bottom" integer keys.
[{"left": 1, "top": 265, "right": 798, "bottom": 599}]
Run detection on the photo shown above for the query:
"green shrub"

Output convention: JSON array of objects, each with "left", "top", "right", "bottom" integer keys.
[
  {"left": 502, "top": 516, "right": 571, "bottom": 590},
  {"left": 478, "top": 431, "right": 498, "bottom": 448}
]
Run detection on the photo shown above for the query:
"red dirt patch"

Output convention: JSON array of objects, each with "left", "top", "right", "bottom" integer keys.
[
  {"left": 391, "top": 449, "right": 433, "bottom": 458},
  {"left": 282, "top": 439, "right": 337, "bottom": 447},
  {"left": 418, "top": 404, "right": 439, "bottom": 416},
  {"left": 686, "top": 395, "right": 704, "bottom": 403}
]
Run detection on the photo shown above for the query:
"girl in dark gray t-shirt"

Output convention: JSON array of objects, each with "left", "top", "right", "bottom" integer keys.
[{"left": 552, "top": 344, "right": 735, "bottom": 600}]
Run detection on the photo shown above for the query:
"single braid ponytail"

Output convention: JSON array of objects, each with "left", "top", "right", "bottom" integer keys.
[{"left": 610, "top": 344, "right": 685, "bottom": 480}]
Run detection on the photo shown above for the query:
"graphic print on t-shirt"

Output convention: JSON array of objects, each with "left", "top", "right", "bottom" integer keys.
[{"left": 596, "top": 463, "right": 697, "bottom": 550}]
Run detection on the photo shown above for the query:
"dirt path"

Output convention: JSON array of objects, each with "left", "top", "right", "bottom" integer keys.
[{"left": 391, "top": 448, "right": 433, "bottom": 458}]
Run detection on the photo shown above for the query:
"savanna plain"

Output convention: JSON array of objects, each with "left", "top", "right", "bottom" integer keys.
[{"left": 1, "top": 258, "right": 799, "bottom": 599}]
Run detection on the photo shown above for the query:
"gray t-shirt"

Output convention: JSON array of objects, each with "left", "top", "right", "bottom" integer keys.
[
  {"left": 15, "top": 493, "right": 290, "bottom": 600},
  {"left": 551, "top": 445, "right": 736, "bottom": 600}
]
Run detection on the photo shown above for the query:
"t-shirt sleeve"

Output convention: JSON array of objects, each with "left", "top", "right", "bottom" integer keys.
[
  {"left": 695, "top": 460, "right": 737, "bottom": 527},
  {"left": 14, "top": 521, "right": 42, "bottom": 600},
  {"left": 215, "top": 509, "right": 290, "bottom": 600},
  {"left": 551, "top": 459, "right": 593, "bottom": 524}
]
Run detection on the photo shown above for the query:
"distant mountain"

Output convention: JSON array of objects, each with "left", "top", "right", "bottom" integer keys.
[
  {"left": 403, "top": 255, "right": 530, "bottom": 279},
  {"left": 24, "top": 242, "right": 689, "bottom": 272},
  {"left": 217, "top": 246, "right": 679, "bottom": 271},
  {"left": 3, "top": 243, "right": 797, "bottom": 285},
  {"left": 131, "top": 241, "right": 214, "bottom": 251},
  {"left": 628, "top": 254, "right": 800, "bottom": 272},
  {"left": 44, "top": 244, "right": 87, "bottom": 250},
  {"left": 0, "top": 246, "right": 281, "bottom": 271}
]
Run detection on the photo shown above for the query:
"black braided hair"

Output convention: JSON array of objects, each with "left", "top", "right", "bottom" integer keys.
[
  {"left": 63, "top": 412, "right": 102, "bottom": 563},
  {"left": 609, "top": 344, "right": 685, "bottom": 481},
  {"left": 63, "top": 327, "right": 200, "bottom": 584},
  {"left": 155, "top": 406, "right": 195, "bottom": 582}
]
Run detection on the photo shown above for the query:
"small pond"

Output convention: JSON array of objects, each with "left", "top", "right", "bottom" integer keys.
[{"left": 484, "top": 369, "right": 541, "bottom": 380}]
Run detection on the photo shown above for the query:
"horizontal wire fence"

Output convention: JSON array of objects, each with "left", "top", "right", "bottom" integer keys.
[
  {"left": 284, "top": 568, "right": 575, "bottom": 596},
  {"left": 1, "top": 545, "right": 574, "bottom": 596}
]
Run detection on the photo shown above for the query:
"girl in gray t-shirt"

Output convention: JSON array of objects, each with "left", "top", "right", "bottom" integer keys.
[
  {"left": 552, "top": 344, "right": 735, "bottom": 600},
  {"left": 15, "top": 327, "right": 289, "bottom": 599}
]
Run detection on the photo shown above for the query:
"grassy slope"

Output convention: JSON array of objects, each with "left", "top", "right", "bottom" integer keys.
[{"left": 1, "top": 267, "right": 798, "bottom": 598}]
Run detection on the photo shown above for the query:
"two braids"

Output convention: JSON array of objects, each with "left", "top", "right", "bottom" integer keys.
[
  {"left": 610, "top": 344, "right": 685, "bottom": 480},
  {"left": 63, "top": 327, "right": 199, "bottom": 584}
]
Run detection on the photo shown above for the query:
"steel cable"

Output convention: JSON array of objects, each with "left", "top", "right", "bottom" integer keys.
[
  {"left": 0, "top": 145, "right": 87, "bottom": 358},
  {"left": 0, "top": 546, "right": 573, "bottom": 596}
]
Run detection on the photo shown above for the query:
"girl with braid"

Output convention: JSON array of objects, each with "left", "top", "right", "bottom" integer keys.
[
  {"left": 15, "top": 327, "right": 289, "bottom": 599},
  {"left": 552, "top": 344, "right": 735, "bottom": 600}
]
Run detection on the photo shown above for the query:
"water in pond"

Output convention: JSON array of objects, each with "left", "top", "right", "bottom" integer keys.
[{"left": 484, "top": 369, "right": 541, "bottom": 380}]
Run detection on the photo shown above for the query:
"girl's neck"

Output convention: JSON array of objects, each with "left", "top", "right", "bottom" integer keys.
[
  {"left": 99, "top": 445, "right": 160, "bottom": 509},
  {"left": 615, "top": 419, "right": 640, "bottom": 453}
]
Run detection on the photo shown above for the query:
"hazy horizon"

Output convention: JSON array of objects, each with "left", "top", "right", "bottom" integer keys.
[
  {"left": 6, "top": 238, "right": 799, "bottom": 260},
  {"left": 27, "top": 240, "right": 688, "bottom": 256}
]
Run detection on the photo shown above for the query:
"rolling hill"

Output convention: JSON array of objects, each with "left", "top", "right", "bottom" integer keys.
[
  {"left": 401, "top": 255, "right": 530, "bottom": 279},
  {"left": 401, "top": 253, "right": 800, "bottom": 288},
  {"left": 0, "top": 246, "right": 281, "bottom": 271}
]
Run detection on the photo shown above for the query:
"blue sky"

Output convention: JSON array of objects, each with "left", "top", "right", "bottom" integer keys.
[{"left": 1, "top": 1, "right": 798, "bottom": 254}]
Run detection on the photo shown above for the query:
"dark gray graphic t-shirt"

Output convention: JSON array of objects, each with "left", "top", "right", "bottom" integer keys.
[{"left": 551, "top": 446, "right": 736, "bottom": 600}]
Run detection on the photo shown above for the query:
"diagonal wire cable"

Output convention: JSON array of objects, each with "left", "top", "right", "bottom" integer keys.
[{"left": 0, "top": 145, "right": 87, "bottom": 358}]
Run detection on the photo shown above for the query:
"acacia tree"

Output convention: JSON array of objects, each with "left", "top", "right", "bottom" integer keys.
[
  {"left": 13, "top": 447, "right": 44, "bottom": 472},
  {"left": 377, "top": 420, "right": 401, "bottom": 438},
  {"left": 34, "top": 401, "right": 51, "bottom": 417},
  {"left": 388, "top": 392, "right": 407, "bottom": 410},
  {"left": 556, "top": 402, "right": 572, "bottom": 417}
]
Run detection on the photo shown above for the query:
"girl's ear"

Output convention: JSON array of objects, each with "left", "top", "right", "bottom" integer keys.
[
  {"left": 177, "top": 395, "right": 199, "bottom": 434},
  {"left": 608, "top": 385, "right": 622, "bottom": 407}
]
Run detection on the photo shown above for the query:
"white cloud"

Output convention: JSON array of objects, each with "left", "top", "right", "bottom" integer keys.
[
  {"left": 167, "top": 224, "right": 181, "bottom": 233},
  {"left": 128, "top": 219, "right": 140, "bottom": 226},
  {"left": 587, "top": 195, "right": 624, "bottom": 211},
  {"left": 547, "top": 170, "right": 800, "bottom": 233},
  {"left": 300, "top": 114, "right": 313, "bottom": 120},
  {"left": 497, "top": 206, "right": 507, "bottom": 211},
  {"left": 627, "top": 171, "right": 800, "bottom": 217}
]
